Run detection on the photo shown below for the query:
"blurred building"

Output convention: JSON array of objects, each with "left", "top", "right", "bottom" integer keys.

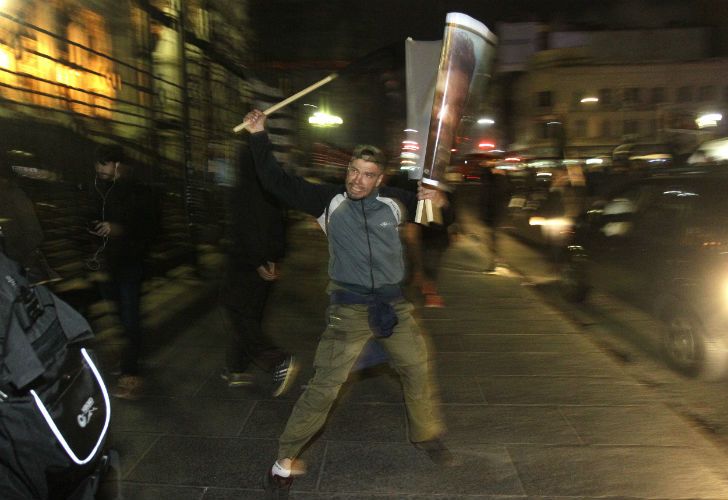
[
  {"left": 0, "top": 0, "right": 282, "bottom": 285},
  {"left": 0, "top": 0, "right": 261, "bottom": 182},
  {"left": 495, "top": 24, "right": 728, "bottom": 162}
]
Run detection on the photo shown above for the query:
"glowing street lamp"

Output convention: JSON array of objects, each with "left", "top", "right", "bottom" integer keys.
[
  {"left": 308, "top": 111, "right": 343, "bottom": 127},
  {"left": 580, "top": 96, "right": 599, "bottom": 103},
  {"left": 477, "top": 117, "right": 495, "bottom": 125}
]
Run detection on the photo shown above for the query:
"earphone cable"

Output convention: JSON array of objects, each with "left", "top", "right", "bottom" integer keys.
[{"left": 85, "top": 175, "right": 116, "bottom": 271}]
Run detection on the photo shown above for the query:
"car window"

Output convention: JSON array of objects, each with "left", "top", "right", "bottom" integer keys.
[
  {"left": 689, "top": 187, "right": 728, "bottom": 227},
  {"left": 681, "top": 182, "right": 728, "bottom": 244},
  {"left": 631, "top": 185, "right": 690, "bottom": 241}
]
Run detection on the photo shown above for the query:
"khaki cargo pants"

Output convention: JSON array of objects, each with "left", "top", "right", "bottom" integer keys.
[{"left": 278, "top": 299, "right": 444, "bottom": 459}]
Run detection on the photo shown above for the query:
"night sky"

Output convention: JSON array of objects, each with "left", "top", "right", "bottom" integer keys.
[{"left": 249, "top": 0, "right": 728, "bottom": 67}]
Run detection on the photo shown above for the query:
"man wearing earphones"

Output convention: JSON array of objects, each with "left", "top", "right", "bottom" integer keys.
[
  {"left": 242, "top": 110, "right": 456, "bottom": 499},
  {"left": 89, "top": 144, "right": 158, "bottom": 400}
]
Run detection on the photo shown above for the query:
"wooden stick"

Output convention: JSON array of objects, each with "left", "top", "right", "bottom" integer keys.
[{"left": 232, "top": 73, "right": 339, "bottom": 133}]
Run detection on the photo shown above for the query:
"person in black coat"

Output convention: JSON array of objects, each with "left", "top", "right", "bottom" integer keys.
[
  {"left": 479, "top": 166, "right": 511, "bottom": 272},
  {"left": 88, "top": 144, "right": 158, "bottom": 399},
  {"left": 219, "top": 144, "right": 296, "bottom": 397}
]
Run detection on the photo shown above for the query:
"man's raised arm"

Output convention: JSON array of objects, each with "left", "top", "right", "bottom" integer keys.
[{"left": 244, "top": 109, "right": 333, "bottom": 217}]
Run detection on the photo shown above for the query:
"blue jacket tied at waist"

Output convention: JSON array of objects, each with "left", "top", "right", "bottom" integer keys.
[{"left": 329, "top": 285, "right": 403, "bottom": 338}]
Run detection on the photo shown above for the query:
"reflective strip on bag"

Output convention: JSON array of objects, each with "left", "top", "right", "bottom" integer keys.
[{"left": 30, "top": 348, "right": 111, "bottom": 465}]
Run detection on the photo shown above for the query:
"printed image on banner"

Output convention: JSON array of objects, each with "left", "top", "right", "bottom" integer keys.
[{"left": 420, "top": 13, "right": 497, "bottom": 188}]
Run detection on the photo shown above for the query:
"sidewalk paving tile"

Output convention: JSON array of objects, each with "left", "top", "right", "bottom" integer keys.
[
  {"left": 319, "top": 441, "right": 524, "bottom": 496},
  {"left": 561, "top": 405, "right": 719, "bottom": 447},
  {"left": 443, "top": 405, "right": 582, "bottom": 445},
  {"left": 435, "top": 351, "right": 627, "bottom": 377},
  {"left": 508, "top": 444, "right": 728, "bottom": 497},
  {"left": 126, "top": 436, "right": 324, "bottom": 490},
  {"left": 459, "top": 333, "right": 601, "bottom": 353},
  {"left": 111, "top": 397, "right": 254, "bottom": 436},
  {"left": 477, "top": 376, "right": 658, "bottom": 405}
]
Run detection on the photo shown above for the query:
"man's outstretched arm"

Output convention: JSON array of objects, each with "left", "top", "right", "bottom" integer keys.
[{"left": 245, "top": 109, "right": 334, "bottom": 217}]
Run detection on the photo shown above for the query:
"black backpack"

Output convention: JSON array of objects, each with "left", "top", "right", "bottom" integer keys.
[{"left": 0, "top": 252, "right": 113, "bottom": 500}]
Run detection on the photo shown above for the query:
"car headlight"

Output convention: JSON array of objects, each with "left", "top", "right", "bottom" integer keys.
[{"left": 529, "top": 217, "right": 571, "bottom": 228}]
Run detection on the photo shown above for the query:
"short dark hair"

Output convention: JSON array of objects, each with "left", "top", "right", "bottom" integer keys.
[
  {"left": 351, "top": 144, "right": 386, "bottom": 168},
  {"left": 95, "top": 144, "right": 125, "bottom": 164}
]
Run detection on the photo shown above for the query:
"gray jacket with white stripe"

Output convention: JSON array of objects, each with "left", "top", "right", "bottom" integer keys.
[{"left": 249, "top": 132, "right": 419, "bottom": 292}]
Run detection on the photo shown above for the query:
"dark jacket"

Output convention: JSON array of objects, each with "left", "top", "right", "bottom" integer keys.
[
  {"left": 479, "top": 169, "right": 510, "bottom": 227},
  {"left": 227, "top": 145, "right": 287, "bottom": 270},
  {"left": 90, "top": 177, "right": 157, "bottom": 276}
]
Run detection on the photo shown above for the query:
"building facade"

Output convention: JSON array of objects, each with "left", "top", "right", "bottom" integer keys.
[
  {"left": 0, "top": 0, "right": 256, "bottom": 182},
  {"left": 505, "top": 27, "right": 728, "bottom": 161}
]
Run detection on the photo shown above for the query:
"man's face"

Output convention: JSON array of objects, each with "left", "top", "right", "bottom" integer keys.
[
  {"left": 95, "top": 161, "right": 119, "bottom": 181},
  {"left": 345, "top": 158, "right": 383, "bottom": 200}
]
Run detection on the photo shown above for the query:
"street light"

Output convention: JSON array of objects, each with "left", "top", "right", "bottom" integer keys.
[
  {"left": 580, "top": 96, "right": 599, "bottom": 103},
  {"left": 477, "top": 117, "right": 495, "bottom": 125},
  {"left": 308, "top": 111, "right": 343, "bottom": 127},
  {"left": 696, "top": 112, "right": 722, "bottom": 129}
]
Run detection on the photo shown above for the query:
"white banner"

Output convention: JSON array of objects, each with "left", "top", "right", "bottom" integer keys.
[{"left": 405, "top": 39, "right": 442, "bottom": 180}]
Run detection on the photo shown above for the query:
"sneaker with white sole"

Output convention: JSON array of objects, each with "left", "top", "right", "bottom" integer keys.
[
  {"left": 263, "top": 467, "right": 292, "bottom": 499},
  {"left": 263, "top": 460, "right": 303, "bottom": 499},
  {"left": 271, "top": 355, "right": 297, "bottom": 397}
]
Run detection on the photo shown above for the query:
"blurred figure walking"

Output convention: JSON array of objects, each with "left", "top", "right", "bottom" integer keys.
[
  {"left": 387, "top": 171, "right": 453, "bottom": 308},
  {"left": 479, "top": 166, "right": 510, "bottom": 272},
  {"left": 219, "top": 144, "right": 296, "bottom": 397}
]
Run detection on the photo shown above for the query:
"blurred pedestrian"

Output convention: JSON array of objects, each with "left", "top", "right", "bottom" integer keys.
[
  {"left": 243, "top": 109, "right": 454, "bottom": 499},
  {"left": 386, "top": 171, "right": 454, "bottom": 307},
  {"left": 87, "top": 144, "right": 158, "bottom": 399},
  {"left": 479, "top": 165, "right": 510, "bottom": 272},
  {"left": 219, "top": 144, "right": 296, "bottom": 397},
  {"left": 0, "top": 161, "right": 56, "bottom": 283},
  {"left": 418, "top": 192, "right": 454, "bottom": 308}
]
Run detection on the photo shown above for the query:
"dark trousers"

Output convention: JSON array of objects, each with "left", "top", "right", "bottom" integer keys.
[
  {"left": 422, "top": 243, "right": 448, "bottom": 282},
  {"left": 221, "top": 268, "right": 284, "bottom": 373},
  {"left": 420, "top": 227, "right": 449, "bottom": 283},
  {"left": 100, "top": 263, "right": 144, "bottom": 376},
  {"left": 482, "top": 223, "right": 500, "bottom": 270}
]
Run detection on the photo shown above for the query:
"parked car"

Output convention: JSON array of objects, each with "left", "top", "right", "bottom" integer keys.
[{"left": 560, "top": 168, "right": 728, "bottom": 380}]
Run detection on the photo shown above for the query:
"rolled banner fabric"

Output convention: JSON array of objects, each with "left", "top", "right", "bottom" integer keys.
[
  {"left": 405, "top": 38, "right": 442, "bottom": 181},
  {"left": 419, "top": 13, "right": 497, "bottom": 189}
]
